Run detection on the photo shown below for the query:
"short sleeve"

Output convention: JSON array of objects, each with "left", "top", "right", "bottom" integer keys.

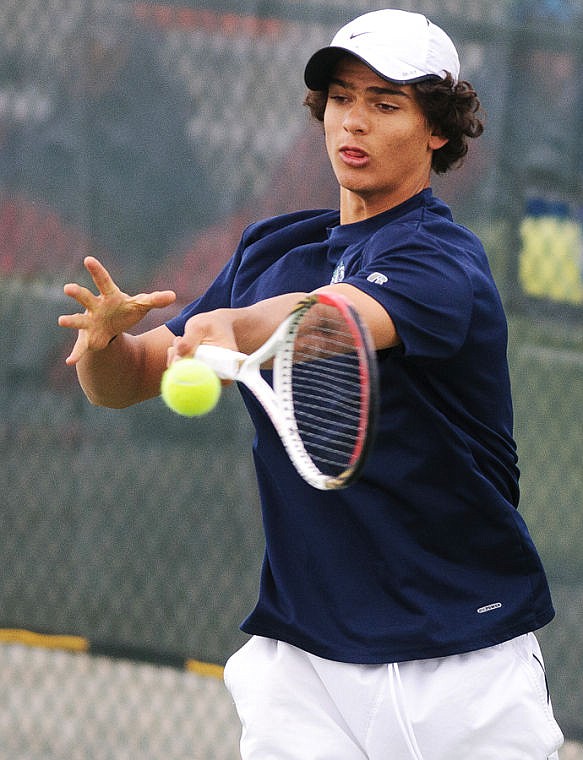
[{"left": 344, "top": 229, "right": 475, "bottom": 360}]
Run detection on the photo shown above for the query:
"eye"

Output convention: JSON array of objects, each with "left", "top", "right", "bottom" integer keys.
[
  {"left": 377, "top": 102, "right": 398, "bottom": 112},
  {"left": 328, "top": 93, "right": 349, "bottom": 105}
]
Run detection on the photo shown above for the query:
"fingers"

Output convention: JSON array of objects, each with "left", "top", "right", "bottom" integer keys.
[
  {"left": 166, "top": 344, "right": 178, "bottom": 367},
  {"left": 65, "top": 331, "right": 89, "bottom": 366},
  {"left": 166, "top": 329, "right": 209, "bottom": 365},
  {"left": 62, "top": 282, "right": 98, "bottom": 311},
  {"left": 167, "top": 335, "right": 194, "bottom": 366},
  {"left": 58, "top": 311, "right": 90, "bottom": 331},
  {"left": 84, "top": 256, "right": 119, "bottom": 296},
  {"left": 61, "top": 257, "right": 114, "bottom": 312},
  {"left": 166, "top": 310, "right": 239, "bottom": 368},
  {"left": 59, "top": 258, "right": 178, "bottom": 367}
]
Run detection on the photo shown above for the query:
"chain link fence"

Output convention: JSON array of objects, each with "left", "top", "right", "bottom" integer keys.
[{"left": 0, "top": 0, "right": 582, "bottom": 757}]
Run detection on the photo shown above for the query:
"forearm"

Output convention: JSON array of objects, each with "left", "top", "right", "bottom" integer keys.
[
  {"left": 75, "top": 334, "right": 144, "bottom": 408},
  {"left": 230, "top": 292, "right": 307, "bottom": 353},
  {"left": 229, "top": 287, "right": 398, "bottom": 352},
  {"left": 76, "top": 327, "right": 170, "bottom": 408},
  {"left": 172, "top": 287, "right": 398, "bottom": 365}
]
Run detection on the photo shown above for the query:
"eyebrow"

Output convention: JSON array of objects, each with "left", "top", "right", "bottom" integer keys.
[{"left": 329, "top": 77, "right": 411, "bottom": 98}]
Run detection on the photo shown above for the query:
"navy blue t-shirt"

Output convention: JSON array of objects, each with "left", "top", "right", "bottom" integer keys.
[{"left": 167, "top": 189, "right": 554, "bottom": 664}]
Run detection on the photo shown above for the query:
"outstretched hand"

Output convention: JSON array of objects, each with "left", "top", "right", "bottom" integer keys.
[{"left": 58, "top": 256, "right": 176, "bottom": 365}]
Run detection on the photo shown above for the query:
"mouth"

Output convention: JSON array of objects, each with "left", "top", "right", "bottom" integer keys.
[{"left": 339, "top": 145, "right": 370, "bottom": 168}]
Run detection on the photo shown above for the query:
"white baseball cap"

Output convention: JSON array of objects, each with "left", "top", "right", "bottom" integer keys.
[{"left": 304, "top": 9, "right": 460, "bottom": 90}]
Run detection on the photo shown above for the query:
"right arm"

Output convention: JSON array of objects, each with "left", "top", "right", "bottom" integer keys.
[{"left": 73, "top": 326, "right": 174, "bottom": 408}]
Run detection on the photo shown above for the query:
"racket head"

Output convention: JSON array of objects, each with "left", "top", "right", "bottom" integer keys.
[{"left": 274, "top": 291, "right": 378, "bottom": 490}]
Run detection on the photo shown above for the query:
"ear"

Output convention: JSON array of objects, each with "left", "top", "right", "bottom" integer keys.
[{"left": 429, "top": 132, "right": 449, "bottom": 151}]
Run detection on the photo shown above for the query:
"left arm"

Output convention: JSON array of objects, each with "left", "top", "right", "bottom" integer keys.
[
  {"left": 316, "top": 282, "right": 400, "bottom": 350},
  {"left": 169, "top": 284, "right": 400, "bottom": 362}
]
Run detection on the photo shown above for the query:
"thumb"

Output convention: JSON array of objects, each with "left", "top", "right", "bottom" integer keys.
[{"left": 136, "top": 290, "right": 177, "bottom": 310}]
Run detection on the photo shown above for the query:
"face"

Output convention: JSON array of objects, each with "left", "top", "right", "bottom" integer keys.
[{"left": 323, "top": 56, "right": 447, "bottom": 221}]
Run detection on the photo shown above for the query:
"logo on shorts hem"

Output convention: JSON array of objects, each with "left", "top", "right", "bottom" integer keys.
[{"left": 477, "top": 602, "right": 503, "bottom": 614}]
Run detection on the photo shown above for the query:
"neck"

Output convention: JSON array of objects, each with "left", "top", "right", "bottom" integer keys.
[{"left": 339, "top": 178, "right": 431, "bottom": 225}]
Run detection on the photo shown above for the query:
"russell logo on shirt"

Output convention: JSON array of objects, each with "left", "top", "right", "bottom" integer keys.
[
  {"left": 367, "top": 272, "right": 389, "bottom": 285},
  {"left": 330, "top": 264, "right": 389, "bottom": 286}
]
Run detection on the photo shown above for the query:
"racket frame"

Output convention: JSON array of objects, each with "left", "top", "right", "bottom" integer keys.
[{"left": 195, "top": 292, "right": 378, "bottom": 490}]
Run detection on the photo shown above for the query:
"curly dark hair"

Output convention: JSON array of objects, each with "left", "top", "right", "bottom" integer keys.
[{"left": 303, "top": 73, "right": 484, "bottom": 175}]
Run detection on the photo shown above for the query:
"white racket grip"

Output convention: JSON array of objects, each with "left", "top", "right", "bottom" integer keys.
[{"left": 194, "top": 344, "right": 247, "bottom": 380}]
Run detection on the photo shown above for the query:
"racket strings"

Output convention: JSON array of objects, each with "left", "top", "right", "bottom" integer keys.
[
  {"left": 291, "top": 308, "right": 368, "bottom": 476},
  {"left": 292, "top": 375, "right": 362, "bottom": 440}
]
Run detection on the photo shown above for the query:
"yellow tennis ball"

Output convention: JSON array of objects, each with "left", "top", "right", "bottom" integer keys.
[{"left": 160, "top": 358, "right": 221, "bottom": 417}]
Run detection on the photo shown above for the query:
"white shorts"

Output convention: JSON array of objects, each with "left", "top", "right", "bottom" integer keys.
[{"left": 224, "top": 633, "right": 563, "bottom": 760}]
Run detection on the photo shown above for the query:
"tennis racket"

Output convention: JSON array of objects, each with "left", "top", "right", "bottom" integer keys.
[{"left": 195, "top": 292, "right": 378, "bottom": 490}]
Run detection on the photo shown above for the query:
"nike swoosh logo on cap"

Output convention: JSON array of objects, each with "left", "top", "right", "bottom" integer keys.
[{"left": 349, "top": 31, "right": 371, "bottom": 39}]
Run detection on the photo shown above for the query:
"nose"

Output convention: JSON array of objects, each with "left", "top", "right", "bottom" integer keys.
[{"left": 343, "top": 101, "right": 369, "bottom": 134}]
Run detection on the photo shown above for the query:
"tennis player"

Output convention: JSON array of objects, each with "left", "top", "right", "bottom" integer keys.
[{"left": 59, "top": 9, "right": 563, "bottom": 759}]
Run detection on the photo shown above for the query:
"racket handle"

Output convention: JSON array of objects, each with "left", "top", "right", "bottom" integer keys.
[{"left": 194, "top": 344, "right": 247, "bottom": 380}]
